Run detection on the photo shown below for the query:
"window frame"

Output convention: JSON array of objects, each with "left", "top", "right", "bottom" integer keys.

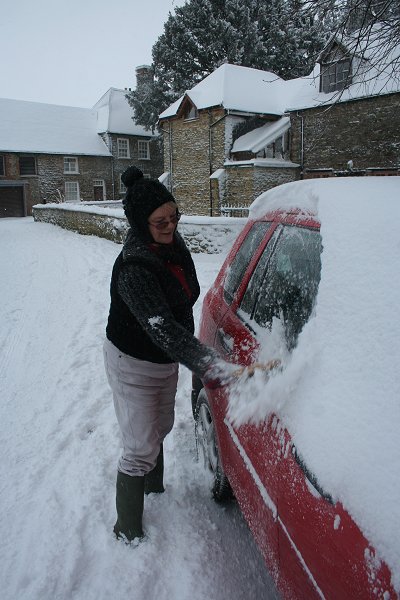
[
  {"left": 320, "top": 57, "right": 352, "bottom": 93},
  {"left": 19, "top": 155, "right": 37, "bottom": 176},
  {"left": 64, "top": 156, "right": 79, "bottom": 174},
  {"left": 117, "top": 138, "right": 130, "bottom": 159},
  {"left": 137, "top": 140, "right": 150, "bottom": 160},
  {"left": 64, "top": 181, "right": 80, "bottom": 203}
]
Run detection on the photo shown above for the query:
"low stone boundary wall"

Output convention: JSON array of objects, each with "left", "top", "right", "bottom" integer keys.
[{"left": 32, "top": 203, "right": 247, "bottom": 253}]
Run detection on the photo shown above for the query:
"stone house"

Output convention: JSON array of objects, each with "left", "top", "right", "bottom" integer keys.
[
  {"left": 159, "top": 27, "right": 399, "bottom": 216},
  {"left": 288, "top": 26, "right": 400, "bottom": 178},
  {"left": 0, "top": 85, "right": 162, "bottom": 218},
  {"left": 158, "top": 64, "right": 301, "bottom": 216}
]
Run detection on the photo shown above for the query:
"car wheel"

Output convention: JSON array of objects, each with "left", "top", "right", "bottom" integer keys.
[{"left": 195, "top": 388, "right": 233, "bottom": 502}]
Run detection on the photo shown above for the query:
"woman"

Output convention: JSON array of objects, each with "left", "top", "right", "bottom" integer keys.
[{"left": 103, "top": 166, "right": 234, "bottom": 543}]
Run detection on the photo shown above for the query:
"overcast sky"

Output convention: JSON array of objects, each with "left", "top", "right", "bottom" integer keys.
[{"left": 0, "top": 0, "right": 186, "bottom": 108}]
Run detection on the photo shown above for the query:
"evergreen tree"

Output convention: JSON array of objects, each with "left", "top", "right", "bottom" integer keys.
[{"left": 127, "top": 0, "right": 330, "bottom": 130}]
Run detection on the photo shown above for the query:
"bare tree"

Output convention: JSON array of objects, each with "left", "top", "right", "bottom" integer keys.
[{"left": 304, "top": 0, "right": 400, "bottom": 93}]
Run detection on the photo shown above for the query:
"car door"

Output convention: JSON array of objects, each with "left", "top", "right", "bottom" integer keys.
[
  {"left": 215, "top": 221, "right": 324, "bottom": 597},
  {"left": 206, "top": 219, "right": 281, "bottom": 576}
]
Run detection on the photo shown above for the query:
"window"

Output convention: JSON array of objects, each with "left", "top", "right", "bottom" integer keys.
[
  {"left": 64, "top": 181, "right": 80, "bottom": 202},
  {"left": 184, "top": 104, "right": 198, "bottom": 120},
  {"left": 240, "top": 228, "right": 281, "bottom": 316},
  {"left": 0, "top": 156, "right": 4, "bottom": 176},
  {"left": 117, "top": 138, "right": 130, "bottom": 158},
  {"left": 120, "top": 175, "right": 127, "bottom": 194},
  {"left": 223, "top": 222, "right": 271, "bottom": 305},
  {"left": 138, "top": 140, "right": 150, "bottom": 160},
  {"left": 19, "top": 156, "right": 36, "bottom": 176},
  {"left": 250, "top": 226, "right": 322, "bottom": 350},
  {"left": 64, "top": 156, "right": 79, "bottom": 173},
  {"left": 321, "top": 58, "right": 351, "bottom": 93}
]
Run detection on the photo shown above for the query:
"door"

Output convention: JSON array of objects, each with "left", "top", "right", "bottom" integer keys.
[
  {"left": 0, "top": 186, "right": 25, "bottom": 217},
  {"left": 93, "top": 180, "right": 105, "bottom": 201}
]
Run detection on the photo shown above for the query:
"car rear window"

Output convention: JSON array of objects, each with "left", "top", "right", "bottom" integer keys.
[
  {"left": 223, "top": 222, "right": 271, "bottom": 305},
  {"left": 244, "top": 225, "right": 322, "bottom": 349}
]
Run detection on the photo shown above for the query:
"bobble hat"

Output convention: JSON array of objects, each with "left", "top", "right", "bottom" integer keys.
[{"left": 121, "top": 166, "right": 177, "bottom": 235}]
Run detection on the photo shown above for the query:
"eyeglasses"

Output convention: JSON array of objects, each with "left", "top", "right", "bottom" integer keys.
[{"left": 148, "top": 211, "right": 181, "bottom": 231}]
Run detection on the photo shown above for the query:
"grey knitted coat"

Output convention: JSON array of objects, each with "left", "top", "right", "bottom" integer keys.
[{"left": 106, "top": 225, "right": 218, "bottom": 380}]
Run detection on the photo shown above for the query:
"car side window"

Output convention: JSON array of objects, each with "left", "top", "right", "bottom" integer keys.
[
  {"left": 240, "top": 227, "right": 282, "bottom": 317},
  {"left": 252, "top": 226, "right": 322, "bottom": 350},
  {"left": 223, "top": 222, "right": 271, "bottom": 305}
]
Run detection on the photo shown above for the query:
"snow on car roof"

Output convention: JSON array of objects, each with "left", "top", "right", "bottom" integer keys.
[{"left": 231, "top": 176, "right": 400, "bottom": 590}]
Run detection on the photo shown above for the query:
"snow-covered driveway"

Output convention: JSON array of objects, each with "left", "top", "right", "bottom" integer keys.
[{"left": 0, "top": 218, "right": 278, "bottom": 600}]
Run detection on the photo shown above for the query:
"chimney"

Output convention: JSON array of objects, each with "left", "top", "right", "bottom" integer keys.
[{"left": 135, "top": 65, "right": 153, "bottom": 88}]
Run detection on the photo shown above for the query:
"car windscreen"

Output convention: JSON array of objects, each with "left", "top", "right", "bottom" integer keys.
[{"left": 241, "top": 225, "right": 322, "bottom": 350}]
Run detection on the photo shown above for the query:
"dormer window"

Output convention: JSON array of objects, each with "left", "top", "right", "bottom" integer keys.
[
  {"left": 320, "top": 44, "right": 352, "bottom": 93},
  {"left": 184, "top": 103, "right": 198, "bottom": 121}
]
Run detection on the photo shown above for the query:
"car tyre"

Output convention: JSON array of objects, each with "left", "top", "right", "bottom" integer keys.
[{"left": 195, "top": 388, "right": 233, "bottom": 502}]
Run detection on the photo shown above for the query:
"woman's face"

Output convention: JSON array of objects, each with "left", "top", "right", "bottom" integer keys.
[{"left": 148, "top": 201, "right": 179, "bottom": 244}]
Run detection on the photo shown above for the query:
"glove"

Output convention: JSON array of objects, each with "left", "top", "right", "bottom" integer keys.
[
  {"left": 231, "top": 359, "right": 281, "bottom": 379},
  {"left": 203, "top": 359, "right": 281, "bottom": 389},
  {"left": 203, "top": 359, "right": 241, "bottom": 389}
]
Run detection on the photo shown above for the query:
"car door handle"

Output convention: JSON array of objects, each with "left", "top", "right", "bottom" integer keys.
[{"left": 217, "top": 329, "right": 234, "bottom": 355}]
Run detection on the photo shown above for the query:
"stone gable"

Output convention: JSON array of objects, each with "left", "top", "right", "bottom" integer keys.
[{"left": 290, "top": 93, "right": 400, "bottom": 173}]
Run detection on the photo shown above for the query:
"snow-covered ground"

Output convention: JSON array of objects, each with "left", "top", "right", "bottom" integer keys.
[{"left": 0, "top": 218, "right": 278, "bottom": 600}]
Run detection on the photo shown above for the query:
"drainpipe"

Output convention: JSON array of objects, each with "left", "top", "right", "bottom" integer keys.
[
  {"left": 106, "top": 132, "right": 115, "bottom": 200},
  {"left": 208, "top": 110, "right": 229, "bottom": 216},
  {"left": 160, "top": 123, "right": 173, "bottom": 193},
  {"left": 110, "top": 154, "right": 115, "bottom": 200},
  {"left": 296, "top": 112, "right": 305, "bottom": 179}
]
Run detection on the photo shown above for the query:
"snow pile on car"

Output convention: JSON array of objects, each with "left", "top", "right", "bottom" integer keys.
[{"left": 228, "top": 177, "right": 400, "bottom": 591}]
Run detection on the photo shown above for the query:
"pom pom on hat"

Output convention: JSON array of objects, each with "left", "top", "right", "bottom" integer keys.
[
  {"left": 121, "top": 165, "right": 177, "bottom": 237},
  {"left": 121, "top": 166, "right": 144, "bottom": 188}
]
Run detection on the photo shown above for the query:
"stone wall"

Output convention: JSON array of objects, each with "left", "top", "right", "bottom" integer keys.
[
  {"left": 32, "top": 204, "right": 246, "bottom": 253},
  {"left": 162, "top": 109, "right": 226, "bottom": 216},
  {"left": 108, "top": 133, "right": 164, "bottom": 199},
  {"left": 224, "top": 164, "right": 300, "bottom": 211},
  {"left": 0, "top": 134, "right": 163, "bottom": 213},
  {"left": 290, "top": 92, "right": 400, "bottom": 172},
  {"left": 37, "top": 154, "right": 113, "bottom": 203},
  {"left": 33, "top": 205, "right": 129, "bottom": 242}
]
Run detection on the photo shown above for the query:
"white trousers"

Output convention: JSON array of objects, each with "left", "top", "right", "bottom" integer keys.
[{"left": 103, "top": 338, "right": 179, "bottom": 476}]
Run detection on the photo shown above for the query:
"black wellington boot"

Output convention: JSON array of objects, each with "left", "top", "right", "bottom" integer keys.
[
  {"left": 144, "top": 444, "right": 165, "bottom": 495},
  {"left": 114, "top": 471, "right": 145, "bottom": 543}
]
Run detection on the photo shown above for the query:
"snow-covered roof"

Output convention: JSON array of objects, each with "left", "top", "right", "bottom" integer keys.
[
  {"left": 160, "top": 28, "right": 400, "bottom": 121},
  {"left": 0, "top": 98, "right": 111, "bottom": 156},
  {"left": 287, "top": 25, "right": 400, "bottom": 111},
  {"left": 159, "top": 64, "right": 288, "bottom": 119},
  {"left": 92, "top": 88, "right": 155, "bottom": 137},
  {"left": 231, "top": 116, "right": 291, "bottom": 153}
]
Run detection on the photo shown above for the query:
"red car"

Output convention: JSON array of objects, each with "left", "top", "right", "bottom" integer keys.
[{"left": 192, "top": 179, "right": 399, "bottom": 600}]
